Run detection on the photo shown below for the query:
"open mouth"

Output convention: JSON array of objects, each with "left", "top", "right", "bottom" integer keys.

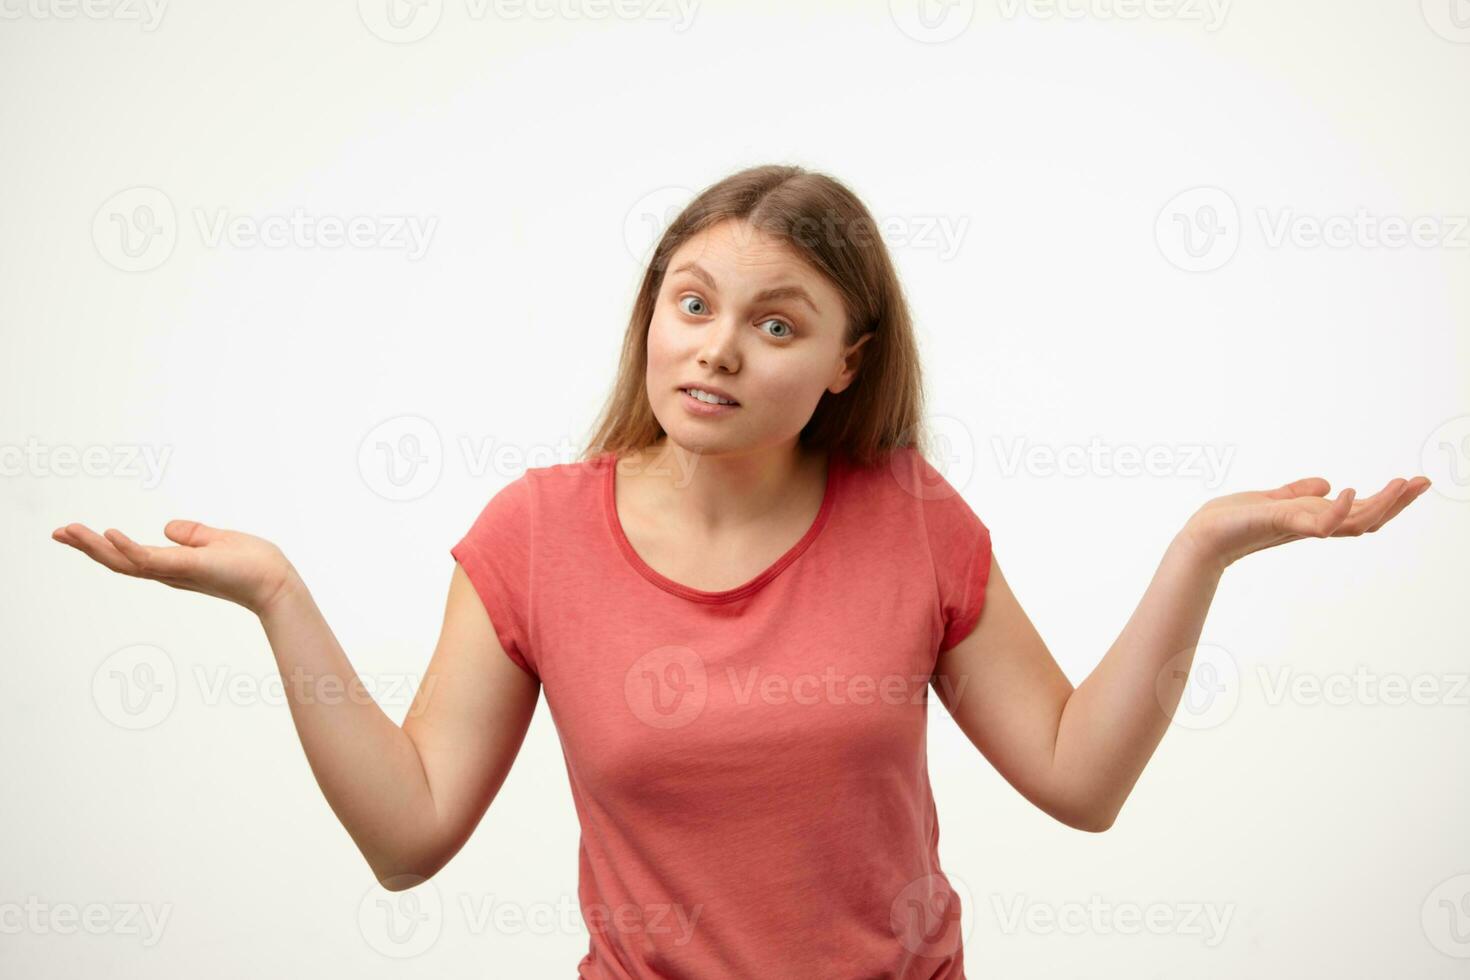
[{"left": 679, "top": 387, "right": 740, "bottom": 407}]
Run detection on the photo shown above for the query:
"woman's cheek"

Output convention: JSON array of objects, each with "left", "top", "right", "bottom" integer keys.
[{"left": 645, "top": 316, "right": 678, "bottom": 374}]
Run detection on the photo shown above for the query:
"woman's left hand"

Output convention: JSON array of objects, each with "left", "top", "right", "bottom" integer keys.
[{"left": 1179, "top": 475, "right": 1431, "bottom": 572}]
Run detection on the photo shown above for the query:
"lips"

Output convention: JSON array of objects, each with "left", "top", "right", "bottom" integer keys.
[{"left": 677, "top": 384, "right": 740, "bottom": 405}]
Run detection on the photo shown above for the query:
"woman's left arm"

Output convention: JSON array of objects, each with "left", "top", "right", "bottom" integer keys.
[{"left": 931, "top": 474, "right": 1430, "bottom": 833}]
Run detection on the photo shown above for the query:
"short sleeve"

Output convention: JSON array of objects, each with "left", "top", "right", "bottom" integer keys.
[
  {"left": 450, "top": 474, "right": 538, "bottom": 681},
  {"left": 911, "top": 450, "right": 993, "bottom": 654}
]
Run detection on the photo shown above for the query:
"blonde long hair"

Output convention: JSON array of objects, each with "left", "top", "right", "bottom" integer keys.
[{"left": 581, "top": 164, "right": 937, "bottom": 470}]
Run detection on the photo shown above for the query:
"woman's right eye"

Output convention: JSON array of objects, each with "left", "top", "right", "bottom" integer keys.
[{"left": 678, "top": 295, "right": 707, "bottom": 317}]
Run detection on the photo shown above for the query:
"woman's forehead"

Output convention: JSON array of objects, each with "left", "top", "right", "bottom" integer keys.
[{"left": 670, "top": 224, "right": 821, "bottom": 283}]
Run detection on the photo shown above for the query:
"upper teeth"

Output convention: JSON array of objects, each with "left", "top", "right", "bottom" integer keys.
[{"left": 685, "top": 388, "right": 736, "bottom": 405}]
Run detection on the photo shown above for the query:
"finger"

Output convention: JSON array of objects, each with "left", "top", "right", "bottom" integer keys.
[
  {"left": 102, "top": 528, "right": 197, "bottom": 579},
  {"left": 163, "top": 519, "right": 223, "bottom": 547},
  {"left": 1273, "top": 490, "right": 1347, "bottom": 538},
  {"left": 53, "top": 523, "right": 147, "bottom": 576},
  {"left": 1335, "top": 478, "right": 1407, "bottom": 535},
  {"left": 1312, "top": 488, "right": 1356, "bottom": 536},
  {"left": 1264, "top": 477, "right": 1331, "bottom": 500},
  {"left": 1366, "top": 477, "right": 1430, "bottom": 532}
]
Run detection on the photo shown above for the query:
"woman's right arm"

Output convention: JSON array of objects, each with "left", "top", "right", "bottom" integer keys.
[
  {"left": 52, "top": 520, "right": 539, "bottom": 891},
  {"left": 258, "top": 561, "right": 539, "bottom": 890}
]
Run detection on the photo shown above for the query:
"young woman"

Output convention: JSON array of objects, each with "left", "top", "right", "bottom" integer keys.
[{"left": 53, "top": 164, "right": 1429, "bottom": 978}]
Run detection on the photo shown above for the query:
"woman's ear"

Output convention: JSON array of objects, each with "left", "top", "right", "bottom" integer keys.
[{"left": 829, "top": 331, "right": 873, "bottom": 395}]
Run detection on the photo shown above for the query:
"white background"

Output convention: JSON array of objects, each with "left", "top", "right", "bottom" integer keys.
[{"left": 4, "top": 0, "right": 1468, "bottom": 976}]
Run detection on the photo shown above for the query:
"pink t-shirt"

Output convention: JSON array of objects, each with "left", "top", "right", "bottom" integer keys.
[{"left": 450, "top": 444, "right": 992, "bottom": 978}]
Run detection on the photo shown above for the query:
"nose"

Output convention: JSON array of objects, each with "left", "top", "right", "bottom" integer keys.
[{"left": 695, "top": 313, "right": 741, "bottom": 374}]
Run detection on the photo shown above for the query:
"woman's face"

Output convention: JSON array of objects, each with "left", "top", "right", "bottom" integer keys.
[{"left": 646, "top": 218, "right": 870, "bottom": 458}]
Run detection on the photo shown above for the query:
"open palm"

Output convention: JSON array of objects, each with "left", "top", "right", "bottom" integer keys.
[
  {"left": 1182, "top": 475, "right": 1430, "bottom": 571},
  {"left": 51, "top": 520, "right": 297, "bottom": 616}
]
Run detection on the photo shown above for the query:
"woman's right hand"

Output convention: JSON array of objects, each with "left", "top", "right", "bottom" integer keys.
[{"left": 52, "top": 519, "right": 301, "bottom": 617}]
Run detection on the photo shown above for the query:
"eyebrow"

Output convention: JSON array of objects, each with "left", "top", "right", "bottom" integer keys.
[{"left": 670, "top": 262, "right": 821, "bottom": 315}]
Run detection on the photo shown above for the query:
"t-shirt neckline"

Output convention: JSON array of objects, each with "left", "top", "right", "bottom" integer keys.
[{"left": 602, "top": 448, "right": 844, "bottom": 604}]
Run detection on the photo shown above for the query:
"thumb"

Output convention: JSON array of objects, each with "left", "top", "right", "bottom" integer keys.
[
  {"left": 163, "top": 519, "right": 223, "bottom": 547},
  {"left": 1264, "top": 477, "right": 1331, "bottom": 500}
]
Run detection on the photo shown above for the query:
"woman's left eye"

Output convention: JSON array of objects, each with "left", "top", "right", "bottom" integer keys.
[{"left": 760, "top": 318, "right": 794, "bottom": 339}]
